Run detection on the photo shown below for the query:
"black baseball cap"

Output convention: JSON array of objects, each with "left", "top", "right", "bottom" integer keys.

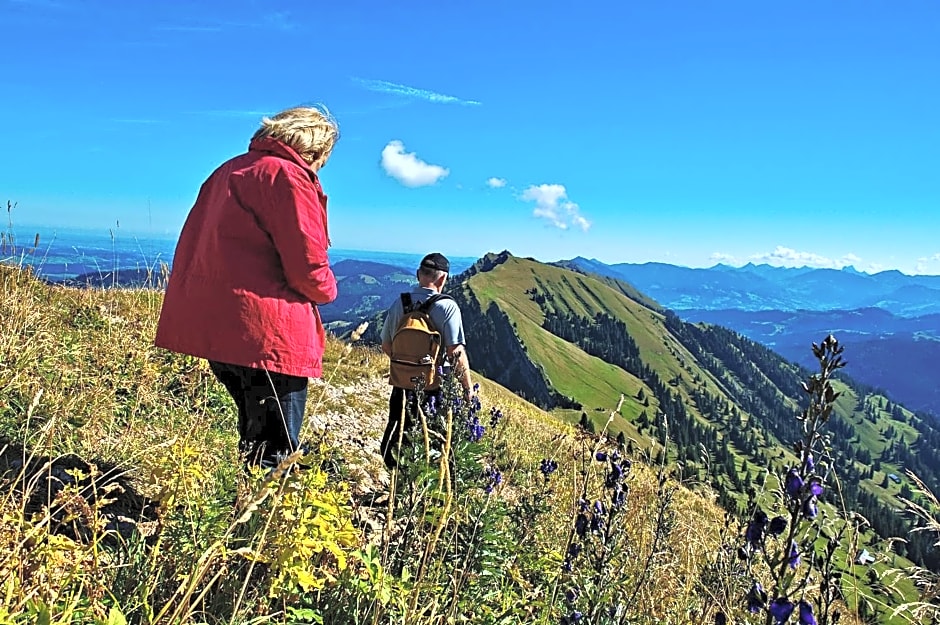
[{"left": 420, "top": 252, "right": 450, "bottom": 272}]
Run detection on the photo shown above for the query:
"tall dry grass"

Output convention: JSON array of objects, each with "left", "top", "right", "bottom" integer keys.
[{"left": 0, "top": 262, "right": 913, "bottom": 624}]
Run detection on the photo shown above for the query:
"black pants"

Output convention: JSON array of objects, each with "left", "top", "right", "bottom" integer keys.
[
  {"left": 380, "top": 387, "right": 443, "bottom": 469},
  {"left": 208, "top": 361, "right": 308, "bottom": 469}
]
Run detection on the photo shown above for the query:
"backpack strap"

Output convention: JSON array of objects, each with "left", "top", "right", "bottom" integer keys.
[
  {"left": 418, "top": 293, "right": 454, "bottom": 313},
  {"left": 400, "top": 292, "right": 414, "bottom": 313}
]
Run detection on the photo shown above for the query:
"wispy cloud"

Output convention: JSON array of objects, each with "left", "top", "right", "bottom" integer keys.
[
  {"left": 486, "top": 177, "right": 507, "bottom": 189},
  {"left": 749, "top": 246, "right": 862, "bottom": 269},
  {"left": 153, "top": 11, "right": 296, "bottom": 34},
  {"left": 381, "top": 140, "right": 449, "bottom": 187},
  {"left": 354, "top": 78, "right": 481, "bottom": 106},
  {"left": 521, "top": 184, "right": 590, "bottom": 232}
]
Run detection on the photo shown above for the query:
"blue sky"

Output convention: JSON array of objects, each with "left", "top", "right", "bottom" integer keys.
[{"left": 2, "top": 0, "right": 939, "bottom": 274}]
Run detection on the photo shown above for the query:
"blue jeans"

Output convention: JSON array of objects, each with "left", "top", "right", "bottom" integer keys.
[{"left": 208, "top": 361, "right": 308, "bottom": 469}]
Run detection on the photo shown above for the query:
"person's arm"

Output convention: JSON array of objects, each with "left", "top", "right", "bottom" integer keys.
[
  {"left": 446, "top": 344, "right": 474, "bottom": 398},
  {"left": 238, "top": 166, "right": 337, "bottom": 305},
  {"left": 382, "top": 341, "right": 392, "bottom": 357}
]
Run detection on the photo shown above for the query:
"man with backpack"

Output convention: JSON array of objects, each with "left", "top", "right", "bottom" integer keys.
[{"left": 379, "top": 252, "right": 474, "bottom": 469}]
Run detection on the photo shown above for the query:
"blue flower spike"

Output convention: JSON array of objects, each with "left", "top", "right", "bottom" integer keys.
[
  {"left": 785, "top": 468, "right": 804, "bottom": 498},
  {"left": 798, "top": 600, "right": 817, "bottom": 625},
  {"left": 788, "top": 540, "right": 801, "bottom": 568},
  {"left": 746, "top": 508, "right": 769, "bottom": 547},
  {"left": 809, "top": 478, "right": 824, "bottom": 497},
  {"left": 769, "top": 597, "right": 795, "bottom": 623},
  {"left": 803, "top": 497, "right": 819, "bottom": 519},
  {"left": 746, "top": 582, "right": 767, "bottom": 613}
]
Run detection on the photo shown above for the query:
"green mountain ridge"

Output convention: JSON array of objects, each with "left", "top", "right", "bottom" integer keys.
[{"left": 447, "top": 251, "right": 940, "bottom": 570}]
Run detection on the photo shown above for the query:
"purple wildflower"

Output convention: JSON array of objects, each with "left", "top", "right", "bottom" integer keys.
[
  {"left": 809, "top": 478, "right": 824, "bottom": 497},
  {"left": 803, "top": 497, "right": 818, "bottom": 519},
  {"left": 595, "top": 451, "right": 608, "bottom": 461},
  {"left": 565, "top": 587, "right": 580, "bottom": 603},
  {"left": 768, "top": 515, "right": 788, "bottom": 537},
  {"left": 805, "top": 452, "right": 815, "bottom": 471},
  {"left": 714, "top": 612, "right": 727, "bottom": 625},
  {"left": 789, "top": 540, "right": 801, "bottom": 568},
  {"left": 469, "top": 394, "right": 482, "bottom": 415},
  {"left": 798, "top": 600, "right": 817, "bottom": 625},
  {"left": 575, "top": 513, "right": 589, "bottom": 538},
  {"left": 560, "top": 611, "right": 583, "bottom": 624},
  {"left": 467, "top": 415, "right": 484, "bottom": 442},
  {"left": 785, "top": 468, "right": 804, "bottom": 498},
  {"left": 489, "top": 406, "right": 503, "bottom": 428},
  {"left": 588, "top": 501, "right": 606, "bottom": 533},
  {"left": 605, "top": 462, "right": 624, "bottom": 488},
  {"left": 540, "top": 458, "right": 559, "bottom": 480},
  {"left": 745, "top": 509, "right": 769, "bottom": 547},
  {"left": 769, "top": 597, "right": 795, "bottom": 623},
  {"left": 483, "top": 466, "right": 502, "bottom": 494},
  {"left": 611, "top": 485, "right": 627, "bottom": 508},
  {"left": 746, "top": 582, "right": 767, "bottom": 613}
]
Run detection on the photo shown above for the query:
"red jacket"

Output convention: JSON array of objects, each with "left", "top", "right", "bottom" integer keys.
[{"left": 155, "top": 137, "right": 337, "bottom": 378}]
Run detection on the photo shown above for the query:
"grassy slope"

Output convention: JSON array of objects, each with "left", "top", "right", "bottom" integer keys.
[
  {"left": 467, "top": 256, "right": 749, "bottom": 438},
  {"left": 4, "top": 257, "right": 928, "bottom": 623},
  {"left": 4, "top": 264, "right": 763, "bottom": 623},
  {"left": 462, "top": 256, "right": 930, "bottom": 623}
]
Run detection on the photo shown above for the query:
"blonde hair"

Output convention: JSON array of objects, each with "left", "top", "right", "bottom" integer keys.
[{"left": 252, "top": 105, "right": 339, "bottom": 169}]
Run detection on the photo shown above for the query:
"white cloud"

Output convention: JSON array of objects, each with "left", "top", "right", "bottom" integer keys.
[
  {"left": 380, "top": 140, "right": 449, "bottom": 187},
  {"left": 709, "top": 252, "right": 737, "bottom": 264},
  {"left": 749, "top": 246, "right": 862, "bottom": 269},
  {"left": 354, "top": 78, "right": 481, "bottom": 106},
  {"left": 486, "top": 177, "right": 507, "bottom": 189},
  {"left": 915, "top": 254, "right": 940, "bottom": 274},
  {"left": 520, "top": 184, "right": 590, "bottom": 232}
]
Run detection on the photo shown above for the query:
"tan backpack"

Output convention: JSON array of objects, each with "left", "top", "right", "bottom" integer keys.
[{"left": 389, "top": 293, "right": 453, "bottom": 390}]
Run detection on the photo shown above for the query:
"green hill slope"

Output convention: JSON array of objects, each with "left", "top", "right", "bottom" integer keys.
[{"left": 450, "top": 251, "right": 940, "bottom": 572}]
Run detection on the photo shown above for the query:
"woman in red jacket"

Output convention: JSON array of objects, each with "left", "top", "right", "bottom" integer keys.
[{"left": 156, "top": 105, "right": 339, "bottom": 470}]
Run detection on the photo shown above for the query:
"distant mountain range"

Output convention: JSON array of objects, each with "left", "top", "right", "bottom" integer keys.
[
  {"left": 562, "top": 258, "right": 940, "bottom": 317},
  {"left": 563, "top": 258, "right": 940, "bottom": 417}
]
